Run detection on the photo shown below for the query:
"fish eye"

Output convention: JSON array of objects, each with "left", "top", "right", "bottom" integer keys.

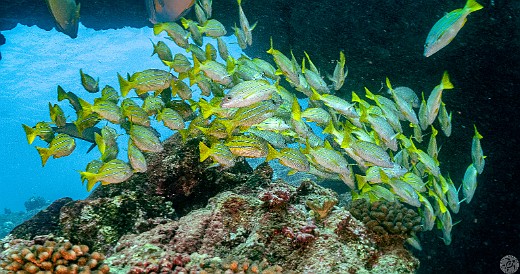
[{"left": 225, "top": 95, "right": 232, "bottom": 100}]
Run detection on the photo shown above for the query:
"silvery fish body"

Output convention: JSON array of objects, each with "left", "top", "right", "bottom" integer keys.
[
  {"left": 462, "top": 164, "right": 478, "bottom": 203},
  {"left": 118, "top": 69, "right": 173, "bottom": 97},
  {"left": 424, "top": 0, "right": 483, "bottom": 57},
  {"left": 471, "top": 125, "right": 485, "bottom": 174},
  {"left": 130, "top": 125, "right": 163, "bottom": 153},
  {"left": 128, "top": 140, "right": 147, "bottom": 173},
  {"left": 221, "top": 80, "right": 277, "bottom": 108},
  {"left": 352, "top": 140, "right": 394, "bottom": 168}
]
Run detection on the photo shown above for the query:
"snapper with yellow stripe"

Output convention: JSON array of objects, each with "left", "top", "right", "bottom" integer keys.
[
  {"left": 80, "top": 159, "right": 133, "bottom": 192},
  {"left": 36, "top": 133, "right": 76, "bottom": 166},
  {"left": 424, "top": 0, "right": 484, "bottom": 57}
]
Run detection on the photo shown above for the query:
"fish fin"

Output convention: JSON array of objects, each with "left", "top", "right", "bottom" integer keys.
[
  {"left": 287, "top": 169, "right": 298, "bottom": 176},
  {"left": 22, "top": 124, "right": 37, "bottom": 144},
  {"left": 265, "top": 143, "right": 278, "bottom": 162},
  {"left": 118, "top": 73, "right": 132, "bottom": 97},
  {"left": 198, "top": 99, "right": 214, "bottom": 119},
  {"left": 78, "top": 98, "right": 93, "bottom": 115},
  {"left": 199, "top": 141, "right": 211, "bottom": 162},
  {"left": 291, "top": 96, "right": 301, "bottom": 121},
  {"left": 86, "top": 143, "right": 96, "bottom": 153},
  {"left": 464, "top": 0, "right": 484, "bottom": 12},
  {"left": 385, "top": 77, "right": 393, "bottom": 90},
  {"left": 441, "top": 71, "right": 454, "bottom": 90},
  {"left": 57, "top": 85, "right": 67, "bottom": 101},
  {"left": 473, "top": 124, "right": 483, "bottom": 139},
  {"left": 94, "top": 132, "right": 105, "bottom": 154},
  {"left": 80, "top": 171, "right": 99, "bottom": 191},
  {"left": 36, "top": 147, "right": 51, "bottom": 167},
  {"left": 266, "top": 37, "right": 275, "bottom": 55}
]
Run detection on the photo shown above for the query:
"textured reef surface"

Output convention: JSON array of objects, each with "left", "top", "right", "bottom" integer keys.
[{"left": 1, "top": 135, "right": 419, "bottom": 273}]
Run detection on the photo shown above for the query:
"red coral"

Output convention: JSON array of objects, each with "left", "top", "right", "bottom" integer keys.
[{"left": 260, "top": 189, "right": 291, "bottom": 210}]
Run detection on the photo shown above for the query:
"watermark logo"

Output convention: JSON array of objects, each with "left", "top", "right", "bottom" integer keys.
[{"left": 501, "top": 255, "right": 519, "bottom": 274}]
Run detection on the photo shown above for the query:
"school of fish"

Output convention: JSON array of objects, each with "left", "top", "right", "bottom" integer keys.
[{"left": 23, "top": 0, "right": 485, "bottom": 247}]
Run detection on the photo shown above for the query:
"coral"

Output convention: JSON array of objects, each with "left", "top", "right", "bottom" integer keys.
[
  {"left": 259, "top": 187, "right": 292, "bottom": 211},
  {"left": 306, "top": 196, "right": 338, "bottom": 220},
  {"left": 103, "top": 178, "right": 418, "bottom": 273},
  {"left": 0, "top": 235, "right": 109, "bottom": 273},
  {"left": 349, "top": 199, "right": 422, "bottom": 246}
]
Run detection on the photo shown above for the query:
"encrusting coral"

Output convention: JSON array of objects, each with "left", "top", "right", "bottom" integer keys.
[
  {"left": 0, "top": 235, "right": 109, "bottom": 273},
  {"left": 349, "top": 199, "right": 422, "bottom": 246}
]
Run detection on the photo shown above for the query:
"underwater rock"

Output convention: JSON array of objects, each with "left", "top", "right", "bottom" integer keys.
[
  {"left": 23, "top": 195, "right": 50, "bottom": 212},
  {"left": 105, "top": 179, "right": 419, "bottom": 273},
  {"left": 58, "top": 189, "right": 176, "bottom": 253},
  {"left": 147, "top": 133, "right": 255, "bottom": 216},
  {"left": 9, "top": 197, "right": 72, "bottom": 240}
]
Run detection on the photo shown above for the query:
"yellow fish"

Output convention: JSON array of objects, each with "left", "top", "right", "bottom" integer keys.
[{"left": 44, "top": 0, "right": 80, "bottom": 38}]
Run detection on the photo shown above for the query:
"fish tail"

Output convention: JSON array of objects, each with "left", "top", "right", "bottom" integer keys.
[
  {"left": 322, "top": 121, "right": 336, "bottom": 135},
  {"left": 441, "top": 71, "right": 454, "bottom": 90},
  {"left": 474, "top": 124, "right": 483, "bottom": 139},
  {"left": 150, "top": 39, "right": 157, "bottom": 56},
  {"left": 199, "top": 141, "right": 212, "bottom": 162},
  {"left": 198, "top": 99, "right": 214, "bottom": 119},
  {"left": 237, "top": 0, "right": 242, "bottom": 6},
  {"left": 79, "top": 171, "right": 99, "bottom": 191},
  {"left": 36, "top": 146, "right": 51, "bottom": 167},
  {"left": 364, "top": 87, "right": 376, "bottom": 101},
  {"left": 57, "top": 85, "right": 67, "bottom": 101},
  {"left": 94, "top": 132, "right": 106, "bottom": 154},
  {"left": 291, "top": 96, "right": 301, "bottom": 121},
  {"left": 464, "top": 0, "right": 484, "bottom": 12},
  {"left": 309, "top": 88, "right": 321, "bottom": 101},
  {"left": 265, "top": 143, "right": 278, "bottom": 162},
  {"left": 385, "top": 77, "right": 393, "bottom": 90},
  {"left": 22, "top": 124, "right": 37, "bottom": 144},
  {"left": 78, "top": 98, "right": 93, "bottom": 115},
  {"left": 266, "top": 37, "right": 275, "bottom": 55},
  {"left": 221, "top": 119, "right": 236, "bottom": 136},
  {"left": 161, "top": 60, "right": 174, "bottom": 69},
  {"left": 156, "top": 109, "right": 164, "bottom": 122},
  {"left": 118, "top": 73, "right": 132, "bottom": 97},
  {"left": 179, "top": 129, "right": 189, "bottom": 142},
  {"left": 339, "top": 51, "right": 346, "bottom": 67},
  {"left": 181, "top": 18, "right": 190, "bottom": 29},
  {"left": 152, "top": 23, "right": 164, "bottom": 35},
  {"left": 192, "top": 54, "right": 201, "bottom": 75}
]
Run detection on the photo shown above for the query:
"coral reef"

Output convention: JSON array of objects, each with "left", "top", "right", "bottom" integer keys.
[
  {"left": 103, "top": 175, "right": 419, "bottom": 273},
  {"left": 349, "top": 199, "right": 422, "bottom": 246},
  {"left": 147, "top": 135, "right": 255, "bottom": 216},
  {"left": 0, "top": 235, "right": 109, "bottom": 273},
  {"left": 2, "top": 134, "right": 419, "bottom": 273}
]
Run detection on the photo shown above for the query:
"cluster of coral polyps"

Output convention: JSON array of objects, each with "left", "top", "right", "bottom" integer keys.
[
  {"left": 0, "top": 236, "right": 109, "bottom": 273},
  {"left": 128, "top": 254, "right": 284, "bottom": 274},
  {"left": 349, "top": 199, "right": 422, "bottom": 243}
]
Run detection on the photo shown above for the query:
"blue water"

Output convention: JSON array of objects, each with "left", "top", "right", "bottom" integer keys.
[{"left": 0, "top": 23, "right": 243, "bottom": 212}]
